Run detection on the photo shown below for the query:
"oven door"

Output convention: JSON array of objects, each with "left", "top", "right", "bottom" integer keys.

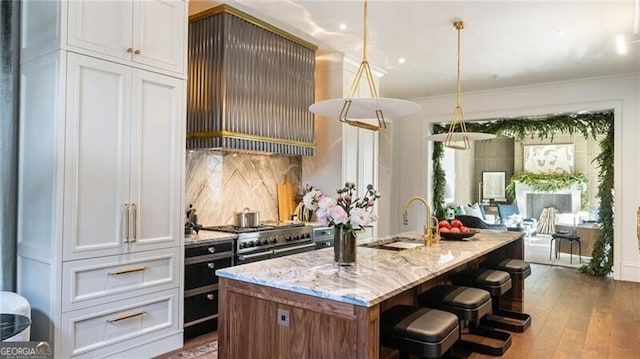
[
  {"left": 236, "top": 249, "right": 273, "bottom": 265},
  {"left": 272, "top": 242, "right": 316, "bottom": 258}
]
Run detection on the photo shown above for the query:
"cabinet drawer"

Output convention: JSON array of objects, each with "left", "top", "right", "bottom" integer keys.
[
  {"left": 184, "top": 289, "right": 219, "bottom": 324},
  {"left": 185, "top": 240, "right": 233, "bottom": 258},
  {"left": 184, "top": 256, "right": 232, "bottom": 290},
  {"left": 61, "top": 288, "right": 179, "bottom": 358},
  {"left": 62, "top": 247, "right": 179, "bottom": 312}
]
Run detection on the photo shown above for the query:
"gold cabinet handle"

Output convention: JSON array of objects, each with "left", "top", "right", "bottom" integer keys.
[
  {"left": 107, "top": 310, "right": 146, "bottom": 323},
  {"left": 134, "top": 49, "right": 141, "bottom": 55},
  {"left": 127, "top": 47, "right": 133, "bottom": 53},
  {"left": 207, "top": 262, "right": 215, "bottom": 269},
  {"left": 131, "top": 203, "right": 138, "bottom": 242},
  {"left": 107, "top": 266, "right": 146, "bottom": 276},
  {"left": 206, "top": 294, "right": 215, "bottom": 301},
  {"left": 123, "top": 203, "right": 130, "bottom": 243}
]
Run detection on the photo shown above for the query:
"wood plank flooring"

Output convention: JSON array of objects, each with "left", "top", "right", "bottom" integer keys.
[{"left": 159, "top": 264, "right": 640, "bottom": 359}]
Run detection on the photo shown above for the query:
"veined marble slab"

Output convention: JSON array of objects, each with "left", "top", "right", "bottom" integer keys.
[
  {"left": 184, "top": 230, "right": 238, "bottom": 247},
  {"left": 216, "top": 229, "right": 523, "bottom": 307}
]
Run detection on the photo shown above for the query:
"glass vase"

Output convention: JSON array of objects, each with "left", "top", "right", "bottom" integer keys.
[{"left": 334, "top": 227, "right": 356, "bottom": 265}]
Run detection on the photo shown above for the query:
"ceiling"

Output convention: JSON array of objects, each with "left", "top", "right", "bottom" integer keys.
[{"left": 189, "top": 0, "right": 640, "bottom": 99}]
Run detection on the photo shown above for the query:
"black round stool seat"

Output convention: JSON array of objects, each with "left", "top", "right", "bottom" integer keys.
[
  {"left": 454, "top": 268, "right": 532, "bottom": 334},
  {"left": 418, "top": 285, "right": 492, "bottom": 322},
  {"left": 451, "top": 269, "right": 512, "bottom": 297},
  {"left": 490, "top": 259, "right": 531, "bottom": 279},
  {"left": 380, "top": 305, "right": 459, "bottom": 359},
  {"left": 417, "top": 285, "right": 512, "bottom": 356}
]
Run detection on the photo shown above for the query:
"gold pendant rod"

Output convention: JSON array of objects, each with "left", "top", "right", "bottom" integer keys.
[{"left": 338, "top": 0, "right": 385, "bottom": 131}]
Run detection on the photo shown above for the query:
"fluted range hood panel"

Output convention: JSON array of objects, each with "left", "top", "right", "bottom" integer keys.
[{"left": 187, "top": 6, "right": 316, "bottom": 156}]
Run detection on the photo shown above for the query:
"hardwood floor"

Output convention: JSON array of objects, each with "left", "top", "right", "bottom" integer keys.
[
  {"left": 159, "top": 264, "right": 640, "bottom": 359},
  {"left": 472, "top": 263, "right": 640, "bottom": 359}
]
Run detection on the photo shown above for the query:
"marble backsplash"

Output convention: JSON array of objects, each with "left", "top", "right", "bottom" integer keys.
[{"left": 185, "top": 150, "right": 302, "bottom": 226}]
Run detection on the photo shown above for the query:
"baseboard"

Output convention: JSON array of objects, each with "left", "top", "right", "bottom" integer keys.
[{"left": 619, "top": 261, "right": 640, "bottom": 282}]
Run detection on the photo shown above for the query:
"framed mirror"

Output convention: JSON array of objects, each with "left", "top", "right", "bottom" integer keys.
[{"left": 482, "top": 171, "right": 506, "bottom": 201}]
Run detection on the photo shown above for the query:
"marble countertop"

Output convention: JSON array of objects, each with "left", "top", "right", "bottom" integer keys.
[
  {"left": 184, "top": 230, "right": 238, "bottom": 246},
  {"left": 215, "top": 229, "right": 522, "bottom": 307}
]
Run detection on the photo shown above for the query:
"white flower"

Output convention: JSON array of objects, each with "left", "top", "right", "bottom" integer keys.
[
  {"left": 327, "top": 205, "right": 348, "bottom": 225},
  {"left": 303, "top": 189, "right": 322, "bottom": 210},
  {"left": 350, "top": 207, "right": 373, "bottom": 227},
  {"left": 317, "top": 195, "right": 336, "bottom": 209}
]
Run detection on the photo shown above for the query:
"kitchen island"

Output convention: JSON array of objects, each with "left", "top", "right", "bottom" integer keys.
[{"left": 216, "top": 229, "right": 525, "bottom": 359}]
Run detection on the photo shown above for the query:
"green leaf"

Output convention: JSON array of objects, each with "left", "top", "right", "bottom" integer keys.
[{"left": 431, "top": 111, "right": 614, "bottom": 276}]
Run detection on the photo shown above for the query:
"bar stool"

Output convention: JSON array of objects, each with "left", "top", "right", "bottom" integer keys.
[
  {"left": 550, "top": 232, "right": 582, "bottom": 264},
  {"left": 418, "top": 285, "right": 512, "bottom": 356},
  {"left": 451, "top": 268, "right": 530, "bottom": 333},
  {"left": 380, "top": 305, "right": 459, "bottom": 359}
]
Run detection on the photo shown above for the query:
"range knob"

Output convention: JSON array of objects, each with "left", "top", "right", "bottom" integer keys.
[
  {"left": 304, "top": 233, "right": 311, "bottom": 239},
  {"left": 286, "top": 235, "right": 293, "bottom": 241},
  {"left": 255, "top": 240, "right": 262, "bottom": 246},
  {"left": 239, "top": 242, "right": 247, "bottom": 249},
  {"left": 247, "top": 240, "right": 255, "bottom": 247},
  {"left": 294, "top": 234, "right": 301, "bottom": 240},
  {"left": 270, "top": 237, "right": 277, "bottom": 244},
  {"left": 261, "top": 239, "right": 269, "bottom": 245}
]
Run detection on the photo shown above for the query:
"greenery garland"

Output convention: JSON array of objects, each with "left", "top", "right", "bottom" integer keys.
[
  {"left": 505, "top": 171, "right": 589, "bottom": 210},
  {"left": 431, "top": 111, "right": 614, "bottom": 276}
]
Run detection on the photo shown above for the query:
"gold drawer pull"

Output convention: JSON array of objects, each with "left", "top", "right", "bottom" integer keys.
[
  {"left": 206, "top": 294, "right": 215, "bottom": 301},
  {"left": 108, "top": 266, "right": 146, "bottom": 275},
  {"left": 134, "top": 49, "right": 141, "bottom": 55},
  {"left": 107, "top": 310, "right": 146, "bottom": 323},
  {"left": 127, "top": 47, "right": 133, "bottom": 53},
  {"left": 207, "top": 262, "right": 215, "bottom": 269}
]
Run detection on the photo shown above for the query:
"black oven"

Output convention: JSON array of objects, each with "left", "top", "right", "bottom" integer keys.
[
  {"left": 233, "top": 224, "right": 315, "bottom": 265},
  {"left": 183, "top": 239, "right": 233, "bottom": 340},
  {"left": 312, "top": 226, "right": 335, "bottom": 249}
]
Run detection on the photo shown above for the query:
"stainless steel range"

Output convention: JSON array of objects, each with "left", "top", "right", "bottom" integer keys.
[{"left": 202, "top": 222, "right": 314, "bottom": 264}]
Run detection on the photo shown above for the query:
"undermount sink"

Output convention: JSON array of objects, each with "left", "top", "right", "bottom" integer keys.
[{"left": 359, "top": 236, "right": 424, "bottom": 251}]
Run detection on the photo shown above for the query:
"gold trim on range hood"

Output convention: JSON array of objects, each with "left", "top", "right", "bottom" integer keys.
[{"left": 187, "top": 4, "right": 317, "bottom": 156}]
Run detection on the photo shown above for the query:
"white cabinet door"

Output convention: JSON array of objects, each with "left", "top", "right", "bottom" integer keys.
[
  {"left": 129, "top": 70, "right": 183, "bottom": 251},
  {"left": 64, "top": 54, "right": 132, "bottom": 260},
  {"left": 67, "top": 1, "right": 133, "bottom": 62},
  {"left": 132, "top": 0, "right": 186, "bottom": 75},
  {"left": 64, "top": 54, "right": 182, "bottom": 259},
  {"left": 67, "top": 0, "right": 186, "bottom": 76}
]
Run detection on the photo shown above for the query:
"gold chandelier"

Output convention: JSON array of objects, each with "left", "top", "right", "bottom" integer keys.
[
  {"left": 426, "top": 20, "right": 495, "bottom": 149},
  {"left": 308, "top": 0, "right": 421, "bottom": 131}
]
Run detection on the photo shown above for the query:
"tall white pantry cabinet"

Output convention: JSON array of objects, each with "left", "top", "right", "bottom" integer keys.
[{"left": 17, "top": 1, "right": 187, "bottom": 358}]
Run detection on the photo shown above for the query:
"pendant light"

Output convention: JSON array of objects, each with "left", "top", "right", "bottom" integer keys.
[
  {"left": 426, "top": 20, "right": 495, "bottom": 149},
  {"left": 308, "top": 0, "right": 421, "bottom": 131}
]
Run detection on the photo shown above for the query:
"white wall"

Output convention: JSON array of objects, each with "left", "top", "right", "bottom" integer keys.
[{"left": 392, "top": 73, "right": 640, "bottom": 282}]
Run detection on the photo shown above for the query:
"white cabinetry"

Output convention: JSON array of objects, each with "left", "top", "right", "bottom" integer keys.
[
  {"left": 63, "top": 54, "right": 182, "bottom": 261},
  {"left": 67, "top": 0, "right": 186, "bottom": 75},
  {"left": 17, "top": 1, "right": 186, "bottom": 358}
]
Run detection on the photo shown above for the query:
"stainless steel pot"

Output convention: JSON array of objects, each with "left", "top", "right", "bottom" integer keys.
[{"left": 235, "top": 208, "right": 260, "bottom": 228}]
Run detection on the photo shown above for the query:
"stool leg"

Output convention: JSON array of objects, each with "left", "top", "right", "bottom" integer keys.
[
  {"left": 578, "top": 240, "right": 582, "bottom": 264},
  {"left": 570, "top": 240, "right": 573, "bottom": 264},
  {"left": 549, "top": 238, "right": 554, "bottom": 260}
]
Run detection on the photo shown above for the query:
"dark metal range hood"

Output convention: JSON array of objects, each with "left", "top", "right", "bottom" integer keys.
[{"left": 187, "top": 5, "right": 317, "bottom": 156}]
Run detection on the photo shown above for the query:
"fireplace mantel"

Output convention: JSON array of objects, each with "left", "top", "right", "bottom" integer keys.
[{"left": 515, "top": 182, "right": 582, "bottom": 219}]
